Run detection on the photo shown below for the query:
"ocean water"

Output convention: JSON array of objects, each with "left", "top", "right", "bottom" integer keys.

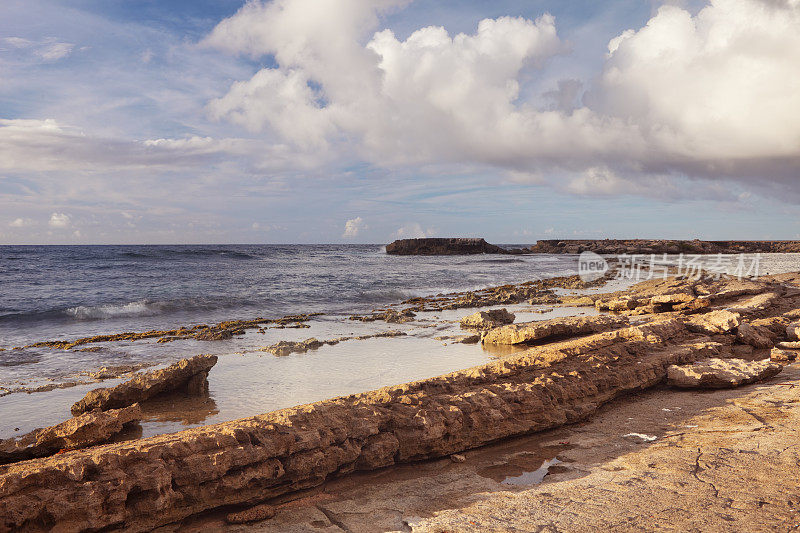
[
  {"left": 0, "top": 244, "right": 582, "bottom": 346},
  {"left": 1, "top": 245, "right": 799, "bottom": 440}
]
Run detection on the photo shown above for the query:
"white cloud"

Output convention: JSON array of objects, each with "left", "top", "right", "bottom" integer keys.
[
  {"left": 204, "top": 0, "right": 800, "bottom": 189},
  {"left": 2, "top": 37, "right": 33, "bottom": 49},
  {"left": 395, "top": 222, "right": 430, "bottom": 239},
  {"left": 48, "top": 212, "right": 70, "bottom": 228},
  {"left": 342, "top": 216, "right": 366, "bottom": 238},
  {"left": 9, "top": 217, "right": 32, "bottom": 227},
  {"left": 36, "top": 42, "right": 74, "bottom": 61},
  {"left": 592, "top": 0, "right": 800, "bottom": 166},
  {"left": 0, "top": 119, "right": 317, "bottom": 174}
]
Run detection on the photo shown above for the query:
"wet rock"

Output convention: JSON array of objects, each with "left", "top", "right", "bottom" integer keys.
[
  {"left": 460, "top": 309, "right": 515, "bottom": 329},
  {"left": 350, "top": 308, "right": 416, "bottom": 323},
  {"left": 385, "top": 238, "right": 510, "bottom": 255},
  {"left": 771, "top": 348, "right": 799, "bottom": 362},
  {"left": 736, "top": 322, "right": 773, "bottom": 349},
  {"left": 0, "top": 405, "right": 141, "bottom": 464},
  {"left": 71, "top": 355, "right": 218, "bottom": 415},
  {"left": 457, "top": 335, "right": 481, "bottom": 344},
  {"left": 483, "top": 315, "right": 629, "bottom": 345},
  {"left": 195, "top": 328, "right": 234, "bottom": 341},
  {"left": 667, "top": 358, "right": 782, "bottom": 389},
  {"left": 685, "top": 310, "right": 741, "bottom": 334},
  {"left": 264, "top": 338, "right": 325, "bottom": 357},
  {"left": 226, "top": 504, "right": 276, "bottom": 524}
]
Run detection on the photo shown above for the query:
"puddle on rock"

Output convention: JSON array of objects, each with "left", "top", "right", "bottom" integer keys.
[
  {"left": 500, "top": 457, "right": 561, "bottom": 485},
  {"left": 477, "top": 445, "right": 569, "bottom": 486}
]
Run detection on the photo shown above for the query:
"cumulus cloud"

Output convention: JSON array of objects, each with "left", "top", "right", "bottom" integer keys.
[
  {"left": 342, "top": 216, "right": 366, "bottom": 238},
  {"left": 204, "top": 0, "right": 800, "bottom": 193},
  {"left": 48, "top": 212, "right": 70, "bottom": 228},
  {"left": 395, "top": 223, "right": 432, "bottom": 239},
  {"left": 591, "top": 0, "right": 800, "bottom": 171},
  {"left": 8, "top": 217, "right": 31, "bottom": 227}
]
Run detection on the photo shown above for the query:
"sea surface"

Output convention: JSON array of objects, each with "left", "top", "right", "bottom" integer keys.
[
  {"left": 1, "top": 245, "right": 799, "bottom": 440},
  {"left": 0, "top": 244, "right": 580, "bottom": 347}
]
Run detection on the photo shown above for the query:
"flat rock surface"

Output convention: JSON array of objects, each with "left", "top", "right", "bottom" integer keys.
[
  {"left": 482, "top": 314, "right": 628, "bottom": 345},
  {"left": 71, "top": 354, "right": 218, "bottom": 415},
  {"left": 667, "top": 358, "right": 782, "bottom": 389}
]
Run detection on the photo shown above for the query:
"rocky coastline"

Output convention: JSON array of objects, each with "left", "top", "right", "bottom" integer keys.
[
  {"left": 2, "top": 269, "right": 800, "bottom": 531},
  {"left": 384, "top": 237, "right": 800, "bottom": 256}
]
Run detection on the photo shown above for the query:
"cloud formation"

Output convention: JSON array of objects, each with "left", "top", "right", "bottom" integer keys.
[
  {"left": 48, "top": 212, "right": 70, "bottom": 228},
  {"left": 206, "top": 0, "right": 800, "bottom": 185},
  {"left": 342, "top": 216, "right": 366, "bottom": 237}
]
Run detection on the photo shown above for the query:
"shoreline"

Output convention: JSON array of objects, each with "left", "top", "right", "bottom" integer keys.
[{"left": 3, "top": 269, "right": 800, "bottom": 530}]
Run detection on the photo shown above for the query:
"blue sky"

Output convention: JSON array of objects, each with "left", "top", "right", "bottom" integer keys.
[{"left": 1, "top": 0, "right": 798, "bottom": 244}]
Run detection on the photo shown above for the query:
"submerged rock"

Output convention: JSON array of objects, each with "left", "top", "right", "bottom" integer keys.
[
  {"left": 71, "top": 355, "right": 218, "bottom": 415},
  {"left": 482, "top": 315, "right": 629, "bottom": 345},
  {"left": 667, "top": 358, "right": 782, "bottom": 389},
  {"left": 195, "top": 328, "right": 234, "bottom": 341},
  {"left": 0, "top": 405, "right": 141, "bottom": 464},
  {"left": 460, "top": 309, "right": 515, "bottom": 329}
]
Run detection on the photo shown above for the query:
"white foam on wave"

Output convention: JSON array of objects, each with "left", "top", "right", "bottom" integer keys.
[{"left": 65, "top": 300, "right": 164, "bottom": 320}]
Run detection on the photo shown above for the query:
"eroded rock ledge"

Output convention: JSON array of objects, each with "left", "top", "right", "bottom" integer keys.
[
  {"left": 1, "top": 319, "right": 721, "bottom": 532},
  {"left": 70, "top": 354, "right": 217, "bottom": 415}
]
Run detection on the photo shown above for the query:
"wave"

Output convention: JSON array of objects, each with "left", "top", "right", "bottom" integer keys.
[
  {"left": 65, "top": 300, "right": 172, "bottom": 320},
  {"left": 0, "top": 295, "right": 266, "bottom": 325}
]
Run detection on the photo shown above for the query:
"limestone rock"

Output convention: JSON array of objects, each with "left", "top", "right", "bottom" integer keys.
[
  {"left": 667, "top": 358, "right": 782, "bottom": 389},
  {"left": 460, "top": 309, "right": 515, "bottom": 329},
  {"left": 264, "top": 338, "right": 325, "bottom": 356},
  {"left": 71, "top": 355, "right": 217, "bottom": 415},
  {"left": 596, "top": 298, "right": 640, "bottom": 312},
  {"left": 685, "top": 310, "right": 741, "bottom": 334},
  {"left": 786, "top": 321, "right": 800, "bottom": 341},
  {"left": 0, "top": 319, "right": 720, "bottom": 532},
  {"left": 195, "top": 328, "right": 234, "bottom": 341},
  {"left": 736, "top": 322, "right": 774, "bottom": 349},
  {"left": 483, "top": 315, "right": 629, "bottom": 345},
  {"left": 771, "top": 348, "right": 799, "bottom": 362},
  {"left": 0, "top": 405, "right": 141, "bottom": 464},
  {"left": 226, "top": 504, "right": 276, "bottom": 524}
]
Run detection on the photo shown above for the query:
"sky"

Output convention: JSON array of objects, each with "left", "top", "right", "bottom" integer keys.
[{"left": 0, "top": 0, "right": 799, "bottom": 244}]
